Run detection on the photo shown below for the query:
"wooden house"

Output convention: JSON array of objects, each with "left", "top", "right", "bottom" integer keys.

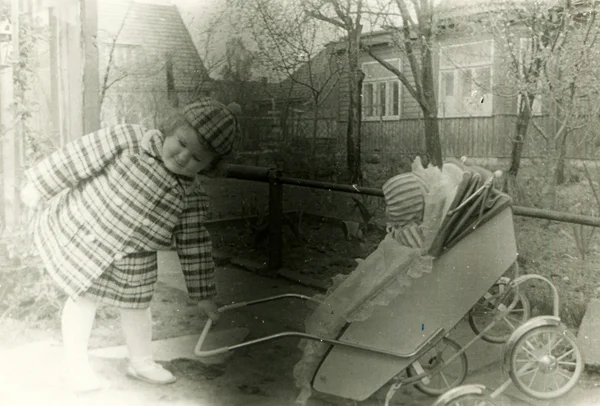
[
  {"left": 260, "top": 0, "right": 600, "bottom": 165},
  {"left": 97, "top": 0, "right": 212, "bottom": 128}
]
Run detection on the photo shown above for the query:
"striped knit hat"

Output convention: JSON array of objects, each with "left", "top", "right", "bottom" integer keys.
[
  {"left": 182, "top": 97, "right": 240, "bottom": 156},
  {"left": 382, "top": 172, "right": 429, "bottom": 226}
]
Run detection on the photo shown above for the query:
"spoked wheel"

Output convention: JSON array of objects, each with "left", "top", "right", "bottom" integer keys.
[
  {"left": 407, "top": 337, "right": 468, "bottom": 396},
  {"left": 509, "top": 325, "right": 583, "bottom": 399},
  {"left": 431, "top": 384, "right": 496, "bottom": 406},
  {"left": 469, "top": 280, "right": 530, "bottom": 343},
  {"left": 435, "top": 393, "right": 497, "bottom": 406}
]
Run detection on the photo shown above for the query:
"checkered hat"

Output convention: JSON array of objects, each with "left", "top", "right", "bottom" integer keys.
[
  {"left": 382, "top": 172, "right": 429, "bottom": 226},
  {"left": 182, "top": 97, "right": 240, "bottom": 156}
]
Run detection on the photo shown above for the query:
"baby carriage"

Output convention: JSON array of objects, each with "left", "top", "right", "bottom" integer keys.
[{"left": 195, "top": 162, "right": 583, "bottom": 406}]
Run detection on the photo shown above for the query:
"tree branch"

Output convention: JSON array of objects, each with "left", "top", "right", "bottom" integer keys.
[
  {"left": 531, "top": 118, "right": 548, "bottom": 141},
  {"left": 99, "top": 1, "right": 133, "bottom": 107}
]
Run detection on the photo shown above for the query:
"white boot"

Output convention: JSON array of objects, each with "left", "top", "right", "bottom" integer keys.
[
  {"left": 126, "top": 357, "right": 176, "bottom": 385},
  {"left": 120, "top": 307, "right": 176, "bottom": 385}
]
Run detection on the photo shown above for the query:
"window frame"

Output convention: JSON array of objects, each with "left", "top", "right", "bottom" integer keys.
[
  {"left": 438, "top": 40, "right": 494, "bottom": 118},
  {"left": 361, "top": 58, "right": 402, "bottom": 121}
]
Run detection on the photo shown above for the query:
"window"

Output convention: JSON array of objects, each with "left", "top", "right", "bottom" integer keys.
[
  {"left": 109, "top": 44, "right": 142, "bottom": 68},
  {"left": 518, "top": 38, "right": 542, "bottom": 116},
  {"left": 362, "top": 59, "right": 401, "bottom": 120},
  {"left": 438, "top": 41, "right": 493, "bottom": 117}
]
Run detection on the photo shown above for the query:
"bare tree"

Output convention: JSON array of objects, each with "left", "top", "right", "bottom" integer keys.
[
  {"left": 487, "top": 0, "right": 599, "bottom": 204},
  {"left": 302, "top": 0, "right": 367, "bottom": 184},
  {"left": 228, "top": 0, "right": 344, "bottom": 179},
  {"left": 364, "top": 0, "right": 443, "bottom": 167}
]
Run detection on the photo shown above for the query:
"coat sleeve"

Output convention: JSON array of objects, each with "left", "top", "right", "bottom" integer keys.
[
  {"left": 173, "top": 186, "right": 216, "bottom": 301},
  {"left": 25, "top": 125, "right": 143, "bottom": 200}
]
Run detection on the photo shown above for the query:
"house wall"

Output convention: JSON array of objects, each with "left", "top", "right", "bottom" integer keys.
[{"left": 330, "top": 26, "right": 579, "bottom": 167}]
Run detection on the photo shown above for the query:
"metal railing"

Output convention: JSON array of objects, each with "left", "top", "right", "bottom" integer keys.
[{"left": 225, "top": 164, "right": 600, "bottom": 272}]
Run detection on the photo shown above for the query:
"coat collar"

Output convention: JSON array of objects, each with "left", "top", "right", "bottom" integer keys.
[
  {"left": 142, "top": 129, "right": 165, "bottom": 159},
  {"left": 142, "top": 128, "right": 197, "bottom": 185}
]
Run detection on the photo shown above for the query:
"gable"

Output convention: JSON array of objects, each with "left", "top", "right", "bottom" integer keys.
[{"left": 97, "top": 0, "right": 208, "bottom": 91}]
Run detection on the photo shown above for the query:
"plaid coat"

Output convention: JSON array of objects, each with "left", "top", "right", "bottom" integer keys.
[{"left": 26, "top": 124, "right": 216, "bottom": 304}]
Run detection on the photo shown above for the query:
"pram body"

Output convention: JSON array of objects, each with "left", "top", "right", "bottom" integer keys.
[
  {"left": 195, "top": 168, "right": 583, "bottom": 406},
  {"left": 312, "top": 206, "right": 516, "bottom": 401}
]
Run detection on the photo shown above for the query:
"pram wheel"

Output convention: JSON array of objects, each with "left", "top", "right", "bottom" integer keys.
[
  {"left": 431, "top": 384, "right": 496, "bottom": 406},
  {"left": 434, "top": 394, "right": 497, "bottom": 406},
  {"left": 407, "top": 337, "right": 468, "bottom": 396},
  {"left": 468, "top": 280, "right": 530, "bottom": 343},
  {"left": 508, "top": 325, "right": 583, "bottom": 399}
]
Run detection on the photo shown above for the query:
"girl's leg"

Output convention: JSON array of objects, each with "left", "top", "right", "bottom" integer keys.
[
  {"left": 61, "top": 296, "right": 108, "bottom": 391},
  {"left": 119, "top": 307, "right": 175, "bottom": 384}
]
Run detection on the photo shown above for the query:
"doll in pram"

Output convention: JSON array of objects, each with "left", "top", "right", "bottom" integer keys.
[{"left": 195, "top": 157, "right": 583, "bottom": 406}]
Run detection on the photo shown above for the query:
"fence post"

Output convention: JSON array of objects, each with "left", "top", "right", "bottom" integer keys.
[{"left": 268, "top": 168, "right": 283, "bottom": 271}]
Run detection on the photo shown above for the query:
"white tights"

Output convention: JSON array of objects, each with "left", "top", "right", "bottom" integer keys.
[{"left": 61, "top": 296, "right": 153, "bottom": 371}]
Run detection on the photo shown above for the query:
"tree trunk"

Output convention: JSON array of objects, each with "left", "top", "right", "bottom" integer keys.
[
  {"left": 421, "top": 35, "right": 443, "bottom": 168},
  {"left": 555, "top": 131, "right": 568, "bottom": 185},
  {"left": 310, "top": 97, "right": 319, "bottom": 180},
  {"left": 506, "top": 98, "right": 533, "bottom": 194},
  {"left": 346, "top": 97, "right": 356, "bottom": 179},
  {"left": 508, "top": 116, "right": 528, "bottom": 178},
  {"left": 423, "top": 113, "right": 442, "bottom": 167},
  {"left": 543, "top": 136, "right": 558, "bottom": 210},
  {"left": 345, "top": 25, "right": 363, "bottom": 185}
]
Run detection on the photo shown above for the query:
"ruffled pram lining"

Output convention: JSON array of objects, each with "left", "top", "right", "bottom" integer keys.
[{"left": 292, "top": 159, "right": 512, "bottom": 405}]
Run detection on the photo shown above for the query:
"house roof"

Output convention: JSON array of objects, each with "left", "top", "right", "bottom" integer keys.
[
  {"left": 433, "top": 0, "right": 595, "bottom": 20},
  {"left": 97, "top": 0, "right": 210, "bottom": 91}
]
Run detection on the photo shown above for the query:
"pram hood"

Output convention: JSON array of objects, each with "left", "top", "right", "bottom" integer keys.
[{"left": 426, "top": 162, "right": 512, "bottom": 258}]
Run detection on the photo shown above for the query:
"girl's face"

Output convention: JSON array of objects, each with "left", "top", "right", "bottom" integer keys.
[{"left": 161, "top": 123, "right": 219, "bottom": 177}]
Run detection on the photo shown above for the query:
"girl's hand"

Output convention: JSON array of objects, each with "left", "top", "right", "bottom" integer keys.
[
  {"left": 21, "top": 183, "right": 41, "bottom": 209},
  {"left": 197, "top": 298, "right": 220, "bottom": 324}
]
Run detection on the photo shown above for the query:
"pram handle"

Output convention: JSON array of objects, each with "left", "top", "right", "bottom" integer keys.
[
  {"left": 195, "top": 293, "right": 321, "bottom": 357},
  {"left": 194, "top": 293, "right": 446, "bottom": 360}
]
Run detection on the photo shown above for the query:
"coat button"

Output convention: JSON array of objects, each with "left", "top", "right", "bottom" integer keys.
[
  {"left": 84, "top": 234, "right": 95, "bottom": 243},
  {"left": 142, "top": 219, "right": 152, "bottom": 227},
  {"left": 115, "top": 253, "right": 124, "bottom": 261},
  {"left": 114, "top": 197, "right": 124, "bottom": 206},
  {"left": 146, "top": 156, "right": 155, "bottom": 164}
]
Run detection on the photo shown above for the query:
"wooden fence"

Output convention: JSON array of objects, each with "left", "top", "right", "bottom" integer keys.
[
  {"left": 236, "top": 116, "right": 342, "bottom": 152},
  {"left": 237, "top": 114, "right": 600, "bottom": 166},
  {"left": 362, "top": 114, "right": 600, "bottom": 161}
]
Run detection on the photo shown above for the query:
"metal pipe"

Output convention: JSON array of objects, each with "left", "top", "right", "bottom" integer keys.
[
  {"left": 226, "top": 164, "right": 600, "bottom": 228},
  {"left": 279, "top": 176, "right": 384, "bottom": 197},
  {"left": 196, "top": 327, "right": 446, "bottom": 360},
  {"left": 512, "top": 206, "right": 600, "bottom": 228},
  {"left": 226, "top": 165, "right": 272, "bottom": 182}
]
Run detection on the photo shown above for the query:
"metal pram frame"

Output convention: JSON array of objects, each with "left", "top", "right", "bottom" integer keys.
[{"left": 195, "top": 175, "right": 584, "bottom": 406}]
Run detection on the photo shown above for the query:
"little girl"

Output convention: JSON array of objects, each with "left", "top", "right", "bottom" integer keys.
[{"left": 20, "top": 97, "right": 240, "bottom": 392}]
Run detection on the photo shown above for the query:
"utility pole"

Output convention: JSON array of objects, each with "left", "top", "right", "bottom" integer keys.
[{"left": 1, "top": 0, "right": 20, "bottom": 235}]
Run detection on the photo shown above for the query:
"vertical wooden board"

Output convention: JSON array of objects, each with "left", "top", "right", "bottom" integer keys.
[
  {"left": 1, "top": 68, "right": 19, "bottom": 233},
  {"left": 491, "top": 116, "right": 499, "bottom": 156},
  {"left": 81, "top": 0, "right": 100, "bottom": 134},
  {"left": 469, "top": 118, "right": 475, "bottom": 157}
]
